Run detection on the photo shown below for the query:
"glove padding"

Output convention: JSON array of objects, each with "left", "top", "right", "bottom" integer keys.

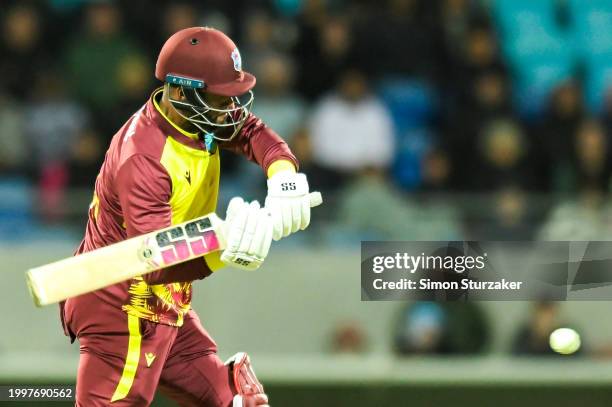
[
  {"left": 221, "top": 198, "right": 273, "bottom": 271},
  {"left": 226, "top": 352, "right": 269, "bottom": 407},
  {"left": 265, "top": 171, "right": 311, "bottom": 241}
]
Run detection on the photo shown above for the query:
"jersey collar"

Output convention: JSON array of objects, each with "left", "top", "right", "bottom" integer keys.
[{"left": 147, "top": 88, "right": 208, "bottom": 151}]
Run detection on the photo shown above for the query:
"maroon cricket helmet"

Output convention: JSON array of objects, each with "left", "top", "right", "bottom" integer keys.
[{"left": 155, "top": 27, "right": 256, "bottom": 97}]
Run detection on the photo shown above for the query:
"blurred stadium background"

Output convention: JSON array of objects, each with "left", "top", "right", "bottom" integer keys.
[{"left": 2, "top": 0, "right": 612, "bottom": 405}]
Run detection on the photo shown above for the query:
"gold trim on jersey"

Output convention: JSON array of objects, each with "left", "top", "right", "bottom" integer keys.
[
  {"left": 152, "top": 88, "right": 199, "bottom": 141},
  {"left": 160, "top": 135, "right": 219, "bottom": 224},
  {"left": 267, "top": 159, "right": 297, "bottom": 178},
  {"left": 123, "top": 96, "right": 221, "bottom": 328},
  {"left": 110, "top": 314, "right": 142, "bottom": 403}
]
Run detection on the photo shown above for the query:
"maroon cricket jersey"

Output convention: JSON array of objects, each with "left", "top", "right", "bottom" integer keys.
[{"left": 70, "top": 88, "right": 296, "bottom": 327}]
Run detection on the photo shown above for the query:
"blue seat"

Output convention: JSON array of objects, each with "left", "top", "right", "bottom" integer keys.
[
  {"left": 584, "top": 55, "right": 612, "bottom": 113},
  {"left": 392, "top": 128, "right": 433, "bottom": 190},
  {"left": 0, "top": 177, "right": 36, "bottom": 240},
  {"left": 567, "top": 0, "right": 612, "bottom": 57},
  {"left": 378, "top": 78, "right": 436, "bottom": 130},
  {"left": 492, "top": 0, "right": 569, "bottom": 64},
  {"left": 492, "top": 0, "right": 559, "bottom": 36},
  {"left": 512, "top": 53, "right": 576, "bottom": 117},
  {"left": 504, "top": 29, "right": 568, "bottom": 62}
]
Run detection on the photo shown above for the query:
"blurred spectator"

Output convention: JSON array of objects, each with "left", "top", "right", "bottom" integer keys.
[
  {"left": 336, "top": 168, "right": 462, "bottom": 240},
  {"left": 538, "top": 119, "right": 612, "bottom": 239},
  {"left": 455, "top": 25, "right": 505, "bottom": 82},
  {"left": 492, "top": 187, "right": 529, "bottom": 236},
  {"left": 252, "top": 53, "right": 306, "bottom": 144},
  {"left": 307, "top": 69, "right": 394, "bottom": 190},
  {"left": 570, "top": 119, "right": 612, "bottom": 193},
  {"left": 443, "top": 302, "right": 490, "bottom": 354},
  {"left": 468, "top": 119, "right": 543, "bottom": 191},
  {"left": 394, "top": 302, "right": 489, "bottom": 355},
  {"left": 395, "top": 302, "right": 447, "bottom": 354},
  {"left": 513, "top": 301, "right": 582, "bottom": 356},
  {"left": 443, "top": 71, "right": 515, "bottom": 189},
  {"left": 442, "top": 26, "right": 510, "bottom": 187},
  {"left": 337, "top": 168, "right": 422, "bottom": 240},
  {"left": 293, "top": 15, "right": 354, "bottom": 100},
  {"left": 445, "top": 24, "right": 506, "bottom": 103},
  {"left": 536, "top": 82, "right": 586, "bottom": 192},
  {"left": 107, "top": 53, "right": 153, "bottom": 134},
  {"left": 63, "top": 2, "right": 150, "bottom": 132},
  {"left": 242, "top": 10, "right": 276, "bottom": 62},
  {"left": 0, "top": 92, "right": 26, "bottom": 175},
  {"left": 539, "top": 82, "right": 585, "bottom": 163},
  {"left": 161, "top": 2, "right": 200, "bottom": 40},
  {"left": 330, "top": 321, "right": 367, "bottom": 354},
  {"left": 471, "top": 71, "right": 513, "bottom": 119},
  {"left": 23, "top": 71, "right": 90, "bottom": 171},
  {"left": 479, "top": 186, "right": 534, "bottom": 240},
  {"left": 439, "top": 0, "right": 475, "bottom": 47},
  {"left": 23, "top": 71, "right": 93, "bottom": 220},
  {"left": 67, "top": 128, "right": 103, "bottom": 188},
  {"left": 438, "top": 0, "right": 489, "bottom": 51},
  {"left": 354, "top": 0, "right": 435, "bottom": 79},
  {"left": 462, "top": 184, "right": 537, "bottom": 240},
  {"left": 0, "top": 3, "right": 48, "bottom": 101},
  {"left": 421, "top": 148, "right": 452, "bottom": 191}
]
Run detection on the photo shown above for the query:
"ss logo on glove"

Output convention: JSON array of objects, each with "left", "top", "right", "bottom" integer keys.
[
  {"left": 221, "top": 198, "right": 273, "bottom": 271},
  {"left": 235, "top": 258, "right": 251, "bottom": 266},
  {"left": 281, "top": 182, "right": 296, "bottom": 191}
]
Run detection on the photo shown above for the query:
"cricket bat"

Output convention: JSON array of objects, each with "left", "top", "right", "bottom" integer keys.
[{"left": 26, "top": 192, "right": 322, "bottom": 307}]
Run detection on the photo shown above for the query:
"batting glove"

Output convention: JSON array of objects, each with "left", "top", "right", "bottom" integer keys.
[
  {"left": 265, "top": 171, "right": 311, "bottom": 241},
  {"left": 226, "top": 352, "right": 269, "bottom": 407},
  {"left": 221, "top": 198, "right": 273, "bottom": 271}
]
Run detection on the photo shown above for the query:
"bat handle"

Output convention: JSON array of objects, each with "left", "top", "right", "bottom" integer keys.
[{"left": 308, "top": 191, "right": 323, "bottom": 208}]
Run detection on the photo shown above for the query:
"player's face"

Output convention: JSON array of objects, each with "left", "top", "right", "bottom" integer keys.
[
  {"left": 200, "top": 92, "right": 234, "bottom": 124},
  {"left": 167, "top": 83, "right": 254, "bottom": 141},
  {"left": 176, "top": 88, "right": 235, "bottom": 125}
]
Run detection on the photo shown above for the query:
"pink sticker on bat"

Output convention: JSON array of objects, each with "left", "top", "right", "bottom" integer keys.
[
  {"left": 161, "top": 249, "right": 177, "bottom": 264},
  {"left": 203, "top": 231, "right": 220, "bottom": 251},
  {"left": 189, "top": 230, "right": 220, "bottom": 255},
  {"left": 161, "top": 240, "right": 190, "bottom": 264},
  {"left": 190, "top": 238, "right": 207, "bottom": 255}
]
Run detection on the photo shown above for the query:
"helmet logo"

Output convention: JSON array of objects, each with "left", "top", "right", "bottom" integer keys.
[
  {"left": 165, "top": 74, "right": 205, "bottom": 89},
  {"left": 231, "top": 48, "right": 242, "bottom": 72}
]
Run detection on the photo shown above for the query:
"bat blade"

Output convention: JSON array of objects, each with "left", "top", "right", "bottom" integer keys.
[
  {"left": 26, "top": 213, "right": 226, "bottom": 307},
  {"left": 26, "top": 191, "right": 323, "bottom": 307}
]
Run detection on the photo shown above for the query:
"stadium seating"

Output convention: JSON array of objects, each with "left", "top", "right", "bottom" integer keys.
[
  {"left": 491, "top": 0, "right": 575, "bottom": 116},
  {"left": 0, "top": 178, "right": 35, "bottom": 240},
  {"left": 584, "top": 54, "right": 612, "bottom": 113},
  {"left": 567, "top": 0, "right": 612, "bottom": 58},
  {"left": 513, "top": 52, "right": 576, "bottom": 117},
  {"left": 378, "top": 78, "right": 436, "bottom": 190}
]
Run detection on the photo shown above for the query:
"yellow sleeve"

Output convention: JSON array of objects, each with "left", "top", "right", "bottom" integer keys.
[
  {"left": 204, "top": 251, "right": 225, "bottom": 272},
  {"left": 267, "top": 160, "right": 297, "bottom": 178}
]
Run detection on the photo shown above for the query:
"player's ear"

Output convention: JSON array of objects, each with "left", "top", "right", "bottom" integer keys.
[
  {"left": 167, "top": 84, "right": 185, "bottom": 101},
  {"left": 177, "top": 86, "right": 186, "bottom": 101}
]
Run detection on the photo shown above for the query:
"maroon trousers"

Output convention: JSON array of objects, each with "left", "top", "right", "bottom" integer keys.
[{"left": 62, "top": 293, "right": 234, "bottom": 406}]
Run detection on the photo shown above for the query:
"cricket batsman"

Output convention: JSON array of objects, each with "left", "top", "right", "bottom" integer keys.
[{"left": 60, "top": 27, "right": 313, "bottom": 406}]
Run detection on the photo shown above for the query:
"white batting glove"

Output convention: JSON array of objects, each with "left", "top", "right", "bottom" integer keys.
[
  {"left": 221, "top": 198, "right": 273, "bottom": 271},
  {"left": 265, "top": 171, "right": 311, "bottom": 241}
]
